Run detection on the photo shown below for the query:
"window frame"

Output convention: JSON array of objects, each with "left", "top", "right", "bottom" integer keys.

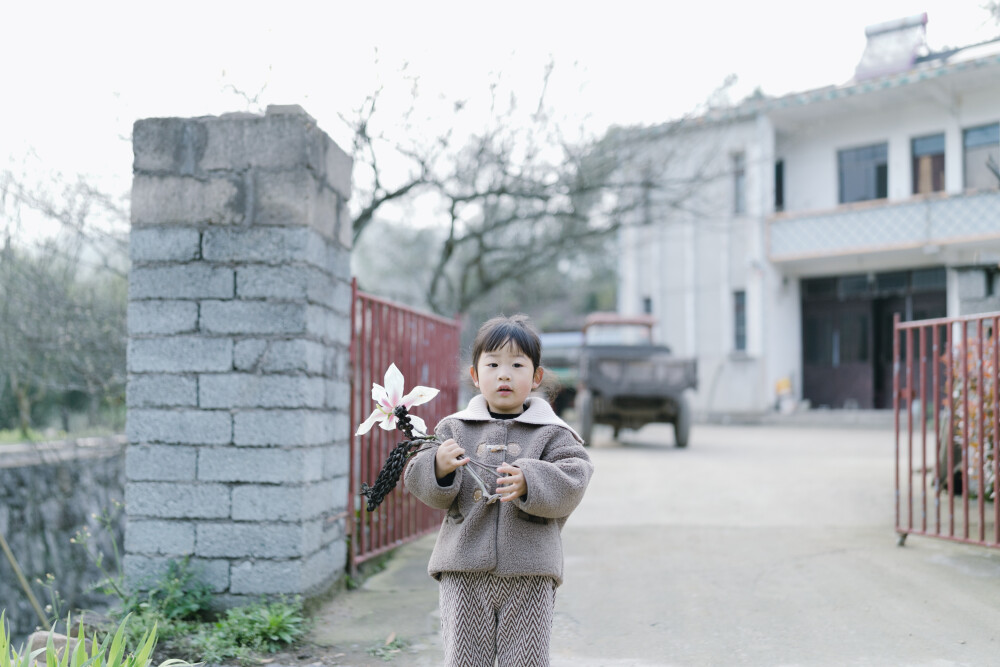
[
  {"left": 911, "top": 133, "right": 945, "bottom": 195},
  {"left": 774, "top": 159, "right": 785, "bottom": 212},
  {"left": 837, "top": 142, "right": 889, "bottom": 204},
  {"left": 963, "top": 123, "right": 1000, "bottom": 191},
  {"left": 733, "top": 290, "right": 747, "bottom": 352},
  {"left": 733, "top": 152, "right": 746, "bottom": 215}
]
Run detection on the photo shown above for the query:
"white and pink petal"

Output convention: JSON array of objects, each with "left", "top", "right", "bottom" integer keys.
[
  {"left": 402, "top": 386, "right": 440, "bottom": 408},
  {"left": 383, "top": 364, "right": 405, "bottom": 406},
  {"left": 355, "top": 408, "right": 385, "bottom": 436}
]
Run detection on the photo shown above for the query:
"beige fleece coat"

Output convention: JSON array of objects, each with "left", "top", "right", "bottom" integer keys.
[{"left": 403, "top": 395, "right": 593, "bottom": 586}]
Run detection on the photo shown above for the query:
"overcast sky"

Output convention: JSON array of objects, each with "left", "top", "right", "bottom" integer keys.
[{"left": 2, "top": 0, "right": 998, "bottom": 193}]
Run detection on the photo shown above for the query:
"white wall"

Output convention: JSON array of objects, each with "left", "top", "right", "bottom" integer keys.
[
  {"left": 617, "top": 117, "right": 774, "bottom": 413},
  {"left": 617, "top": 64, "right": 1000, "bottom": 415},
  {"left": 776, "top": 85, "right": 1000, "bottom": 213}
]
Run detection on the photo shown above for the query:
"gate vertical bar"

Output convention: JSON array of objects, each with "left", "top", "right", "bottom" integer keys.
[
  {"left": 977, "top": 318, "right": 986, "bottom": 542},
  {"left": 947, "top": 319, "right": 955, "bottom": 537},
  {"left": 994, "top": 315, "right": 1000, "bottom": 544},
  {"left": 894, "top": 313, "right": 902, "bottom": 537},
  {"left": 920, "top": 326, "right": 928, "bottom": 532},
  {"left": 931, "top": 324, "right": 941, "bottom": 533},
  {"left": 907, "top": 326, "right": 914, "bottom": 531},
  {"left": 963, "top": 322, "right": 970, "bottom": 539}
]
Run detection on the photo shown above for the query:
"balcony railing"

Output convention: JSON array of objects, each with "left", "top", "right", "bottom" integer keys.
[{"left": 768, "top": 190, "right": 1000, "bottom": 262}]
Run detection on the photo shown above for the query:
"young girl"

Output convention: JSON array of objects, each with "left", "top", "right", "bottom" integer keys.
[{"left": 404, "top": 314, "right": 594, "bottom": 667}]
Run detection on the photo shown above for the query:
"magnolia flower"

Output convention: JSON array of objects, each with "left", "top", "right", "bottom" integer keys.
[{"left": 355, "top": 363, "right": 439, "bottom": 436}]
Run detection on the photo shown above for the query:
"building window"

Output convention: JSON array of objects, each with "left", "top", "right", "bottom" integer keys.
[
  {"left": 733, "top": 290, "right": 746, "bottom": 352},
  {"left": 838, "top": 143, "right": 888, "bottom": 203},
  {"left": 911, "top": 133, "right": 945, "bottom": 194},
  {"left": 642, "top": 296, "right": 653, "bottom": 314},
  {"left": 733, "top": 152, "right": 746, "bottom": 215},
  {"left": 733, "top": 153, "right": 747, "bottom": 215},
  {"left": 774, "top": 160, "right": 785, "bottom": 212},
  {"left": 963, "top": 123, "right": 1000, "bottom": 190}
]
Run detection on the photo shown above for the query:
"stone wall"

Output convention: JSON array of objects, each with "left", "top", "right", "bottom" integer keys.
[
  {"left": 0, "top": 438, "right": 126, "bottom": 641},
  {"left": 126, "top": 105, "right": 353, "bottom": 604}
]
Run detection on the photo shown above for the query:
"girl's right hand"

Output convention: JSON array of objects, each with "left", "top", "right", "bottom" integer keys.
[{"left": 435, "top": 438, "right": 468, "bottom": 479}]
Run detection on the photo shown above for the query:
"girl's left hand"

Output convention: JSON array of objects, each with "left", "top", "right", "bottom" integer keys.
[{"left": 496, "top": 463, "right": 526, "bottom": 502}]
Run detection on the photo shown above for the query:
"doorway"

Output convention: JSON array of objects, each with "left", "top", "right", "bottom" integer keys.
[{"left": 802, "top": 269, "right": 946, "bottom": 410}]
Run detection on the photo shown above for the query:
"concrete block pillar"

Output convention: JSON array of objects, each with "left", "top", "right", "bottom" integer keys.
[{"left": 125, "top": 105, "right": 353, "bottom": 603}]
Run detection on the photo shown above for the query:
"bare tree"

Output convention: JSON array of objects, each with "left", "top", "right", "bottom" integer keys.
[
  {"left": 0, "top": 169, "right": 128, "bottom": 435},
  {"left": 345, "top": 65, "right": 730, "bottom": 315},
  {"left": 987, "top": 2, "right": 1000, "bottom": 23}
]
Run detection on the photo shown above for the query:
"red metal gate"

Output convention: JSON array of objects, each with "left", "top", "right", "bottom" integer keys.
[
  {"left": 895, "top": 311, "right": 1000, "bottom": 547},
  {"left": 348, "top": 279, "right": 461, "bottom": 569}
]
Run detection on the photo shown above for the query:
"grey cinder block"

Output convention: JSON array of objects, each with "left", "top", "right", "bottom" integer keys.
[
  {"left": 229, "top": 559, "right": 302, "bottom": 595},
  {"left": 128, "top": 301, "right": 199, "bottom": 336},
  {"left": 127, "top": 408, "right": 231, "bottom": 445},
  {"left": 199, "top": 374, "right": 326, "bottom": 409},
  {"left": 125, "top": 482, "right": 231, "bottom": 518},
  {"left": 124, "top": 519, "right": 195, "bottom": 555},
  {"left": 132, "top": 174, "right": 243, "bottom": 226},
  {"left": 232, "top": 410, "right": 341, "bottom": 447},
  {"left": 301, "top": 544, "right": 342, "bottom": 594},
  {"left": 130, "top": 227, "right": 201, "bottom": 262},
  {"left": 325, "top": 379, "right": 351, "bottom": 411},
  {"left": 254, "top": 168, "right": 338, "bottom": 239},
  {"left": 200, "top": 301, "right": 309, "bottom": 335},
  {"left": 322, "top": 443, "right": 350, "bottom": 481},
  {"left": 126, "top": 444, "right": 198, "bottom": 481},
  {"left": 195, "top": 521, "right": 318, "bottom": 559},
  {"left": 201, "top": 227, "right": 317, "bottom": 265},
  {"left": 200, "top": 115, "right": 313, "bottom": 172},
  {"left": 233, "top": 339, "right": 326, "bottom": 374},
  {"left": 130, "top": 265, "right": 234, "bottom": 300},
  {"left": 197, "top": 446, "right": 325, "bottom": 483},
  {"left": 236, "top": 265, "right": 315, "bottom": 301},
  {"left": 128, "top": 337, "right": 233, "bottom": 373},
  {"left": 127, "top": 374, "right": 198, "bottom": 408},
  {"left": 231, "top": 480, "right": 336, "bottom": 522}
]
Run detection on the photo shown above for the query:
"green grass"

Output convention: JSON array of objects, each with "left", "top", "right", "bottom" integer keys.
[
  {"left": 0, "top": 426, "right": 123, "bottom": 445},
  {"left": 0, "top": 611, "right": 195, "bottom": 667},
  {"left": 0, "top": 428, "right": 48, "bottom": 444}
]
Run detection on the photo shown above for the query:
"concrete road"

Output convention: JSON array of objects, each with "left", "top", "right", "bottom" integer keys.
[{"left": 310, "top": 422, "right": 1000, "bottom": 666}]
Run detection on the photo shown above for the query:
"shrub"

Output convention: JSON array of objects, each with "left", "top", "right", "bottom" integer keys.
[{"left": 180, "top": 599, "right": 307, "bottom": 665}]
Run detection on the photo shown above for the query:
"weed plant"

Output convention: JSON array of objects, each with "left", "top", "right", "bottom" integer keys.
[
  {"left": 95, "top": 559, "right": 305, "bottom": 665},
  {"left": 0, "top": 611, "right": 192, "bottom": 667},
  {"left": 0, "top": 497, "right": 310, "bottom": 666},
  {"left": 175, "top": 599, "right": 307, "bottom": 665}
]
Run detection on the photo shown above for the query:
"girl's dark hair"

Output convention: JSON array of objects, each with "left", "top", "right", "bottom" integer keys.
[{"left": 471, "top": 314, "right": 542, "bottom": 370}]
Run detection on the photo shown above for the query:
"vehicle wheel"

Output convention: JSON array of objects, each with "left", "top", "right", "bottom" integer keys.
[
  {"left": 673, "top": 396, "right": 691, "bottom": 448},
  {"left": 577, "top": 389, "right": 594, "bottom": 447}
]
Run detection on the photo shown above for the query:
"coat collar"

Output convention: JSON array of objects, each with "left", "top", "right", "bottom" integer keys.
[{"left": 445, "top": 395, "right": 585, "bottom": 444}]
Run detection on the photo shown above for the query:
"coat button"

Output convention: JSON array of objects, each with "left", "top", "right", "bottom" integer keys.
[{"left": 507, "top": 443, "right": 521, "bottom": 456}]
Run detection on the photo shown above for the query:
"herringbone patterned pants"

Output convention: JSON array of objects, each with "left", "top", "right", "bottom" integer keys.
[{"left": 439, "top": 571, "right": 556, "bottom": 667}]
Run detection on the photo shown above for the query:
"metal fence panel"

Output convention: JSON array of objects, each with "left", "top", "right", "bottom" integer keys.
[
  {"left": 349, "top": 279, "right": 461, "bottom": 569},
  {"left": 895, "top": 311, "right": 1000, "bottom": 548}
]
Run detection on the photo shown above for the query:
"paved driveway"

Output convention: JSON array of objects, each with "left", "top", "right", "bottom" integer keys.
[{"left": 311, "top": 422, "right": 1000, "bottom": 666}]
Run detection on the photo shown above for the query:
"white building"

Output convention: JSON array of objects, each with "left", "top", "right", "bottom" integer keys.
[{"left": 617, "top": 15, "right": 1000, "bottom": 414}]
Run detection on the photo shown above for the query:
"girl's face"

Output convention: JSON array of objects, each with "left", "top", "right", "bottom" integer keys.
[{"left": 471, "top": 342, "right": 544, "bottom": 414}]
